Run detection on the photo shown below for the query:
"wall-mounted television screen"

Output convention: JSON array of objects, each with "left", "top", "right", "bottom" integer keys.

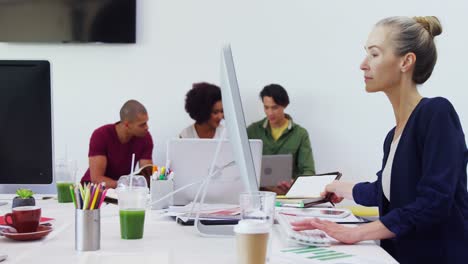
[{"left": 0, "top": 0, "right": 136, "bottom": 43}]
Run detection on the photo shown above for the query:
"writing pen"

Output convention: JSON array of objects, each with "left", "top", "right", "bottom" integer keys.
[
  {"left": 325, "top": 193, "right": 335, "bottom": 207},
  {"left": 335, "top": 221, "right": 370, "bottom": 224},
  {"left": 323, "top": 172, "right": 342, "bottom": 207}
]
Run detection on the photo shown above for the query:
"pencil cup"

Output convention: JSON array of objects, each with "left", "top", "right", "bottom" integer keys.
[
  {"left": 75, "top": 209, "right": 100, "bottom": 251},
  {"left": 151, "top": 178, "right": 174, "bottom": 210}
]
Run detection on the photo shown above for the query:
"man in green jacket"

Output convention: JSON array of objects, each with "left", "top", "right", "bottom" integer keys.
[{"left": 247, "top": 84, "right": 315, "bottom": 194}]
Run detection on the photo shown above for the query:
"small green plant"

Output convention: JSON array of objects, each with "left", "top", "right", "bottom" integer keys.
[{"left": 16, "top": 188, "right": 34, "bottom": 199}]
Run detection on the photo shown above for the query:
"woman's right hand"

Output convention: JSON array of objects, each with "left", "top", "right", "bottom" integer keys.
[
  {"left": 291, "top": 218, "right": 361, "bottom": 244},
  {"left": 320, "top": 181, "right": 356, "bottom": 203}
]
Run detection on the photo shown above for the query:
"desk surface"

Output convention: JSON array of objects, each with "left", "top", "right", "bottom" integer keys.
[{"left": 0, "top": 198, "right": 397, "bottom": 264}]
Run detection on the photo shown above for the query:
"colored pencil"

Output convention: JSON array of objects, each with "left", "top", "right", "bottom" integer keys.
[
  {"left": 90, "top": 184, "right": 100, "bottom": 209},
  {"left": 69, "top": 185, "right": 77, "bottom": 208}
]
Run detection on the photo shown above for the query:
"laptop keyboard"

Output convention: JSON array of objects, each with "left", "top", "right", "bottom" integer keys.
[{"left": 276, "top": 213, "right": 331, "bottom": 246}]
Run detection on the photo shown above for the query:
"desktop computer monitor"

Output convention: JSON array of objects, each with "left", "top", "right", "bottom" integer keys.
[
  {"left": 220, "top": 44, "right": 259, "bottom": 193},
  {"left": 192, "top": 45, "right": 261, "bottom": 236},
  {"left": 0, "top": 60, "right": 55, "bottom": 195}
]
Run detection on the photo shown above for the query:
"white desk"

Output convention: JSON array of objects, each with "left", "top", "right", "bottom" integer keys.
[{"left": 0, "top": 199, "right": 397, "bottom": 264}]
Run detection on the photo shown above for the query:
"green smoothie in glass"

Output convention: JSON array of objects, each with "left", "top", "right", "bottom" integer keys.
[
  {"left": 120, "top": 209, "right": 145, "bottom": 239},
  {"left": 56, "top": 182, "right": 74, "bottom": 203}
]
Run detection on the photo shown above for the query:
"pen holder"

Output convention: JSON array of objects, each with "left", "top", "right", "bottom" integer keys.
[
  {"left": 75, "top": 209, "right": 100, "bottom": 251},
  {"left": 151, "top": 178, "right": 174, "bottom": 210}
]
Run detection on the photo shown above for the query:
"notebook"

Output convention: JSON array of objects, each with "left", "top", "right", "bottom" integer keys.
[{"left": 277, "top": 172, "right": 342, "bottom": 207}]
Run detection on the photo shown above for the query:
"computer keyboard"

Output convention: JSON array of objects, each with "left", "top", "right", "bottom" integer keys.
[{"left": 276, "top": 212, "right": 331, "bottom": 246}]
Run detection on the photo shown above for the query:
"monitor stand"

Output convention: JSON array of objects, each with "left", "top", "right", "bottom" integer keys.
[
  {"left": 191, "top": 128, "right": 237, "bottom": 237},
  {"left": 195, "top": 220, "right": 235, "bottom": 237}
]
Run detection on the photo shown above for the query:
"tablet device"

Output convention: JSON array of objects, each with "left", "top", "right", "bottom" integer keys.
[{"left": 260, "top": 154, "right": 293, "bottom": 187}]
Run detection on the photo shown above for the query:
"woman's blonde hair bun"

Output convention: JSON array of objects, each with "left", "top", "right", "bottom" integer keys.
[{"left": 413, "top": 16, "right": 442, "bottom": 37}]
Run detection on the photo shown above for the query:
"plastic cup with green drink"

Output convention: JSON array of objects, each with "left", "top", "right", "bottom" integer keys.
[
  {"left": 56, "top": 159, "right": 76, "bottom": 203},
  {"left": 116, "top": 174, "right": 148, "bottom": 239}
]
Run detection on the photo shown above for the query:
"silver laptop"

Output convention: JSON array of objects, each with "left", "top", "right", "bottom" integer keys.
[
  {"left": 260, "top": 154, "right": 293, "bottom": 187},
  {"left": 167, "top": 138, "right": 263, "bottom": 205}
]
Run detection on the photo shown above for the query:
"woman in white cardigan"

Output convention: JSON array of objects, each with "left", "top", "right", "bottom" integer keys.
[{"left": 179, "top": 82, "right": 224, "bottom": 139}]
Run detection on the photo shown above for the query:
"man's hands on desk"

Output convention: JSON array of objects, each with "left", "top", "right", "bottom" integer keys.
[{"left": 261, "top": 180, "right": 294, "bottom": 195}]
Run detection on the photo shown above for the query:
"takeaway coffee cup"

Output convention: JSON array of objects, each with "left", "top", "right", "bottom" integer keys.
[{"left": 234, "top": 219, "right": 270, "bottom": 264}]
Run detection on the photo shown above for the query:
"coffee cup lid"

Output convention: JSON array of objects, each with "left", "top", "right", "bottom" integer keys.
[{"left": 234, "top": 220, "right": 270, "bottom": 234}]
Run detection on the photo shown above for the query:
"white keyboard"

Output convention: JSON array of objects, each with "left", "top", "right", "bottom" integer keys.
[{"left": 276, "top": 212, "right": 331, "bottom": 246}]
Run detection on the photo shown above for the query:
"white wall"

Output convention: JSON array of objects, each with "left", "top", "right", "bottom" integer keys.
[{"left": 1, "top": 0, "right": 467, "bottom": 189}]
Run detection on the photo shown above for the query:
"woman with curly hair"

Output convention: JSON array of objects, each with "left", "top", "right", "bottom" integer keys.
[{"left": 180, "top": 82, "right": 224, "bottom": 138}]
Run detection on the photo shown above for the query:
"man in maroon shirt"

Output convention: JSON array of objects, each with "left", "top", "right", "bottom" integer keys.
[{"left": 81, "top": 100, "right": 153, "bottom": 188}]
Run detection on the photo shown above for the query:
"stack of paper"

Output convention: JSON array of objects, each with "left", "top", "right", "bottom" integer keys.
[{"left": 165, "top": 203, "right": 240, "bottom": 224}]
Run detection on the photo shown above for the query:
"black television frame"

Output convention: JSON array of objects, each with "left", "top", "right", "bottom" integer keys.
[
  {"left": 0, "top": 60, "right": 55, "bottom": 195},
  {"left": 0, "top": 0, "right": 137, "bottom": 44}
]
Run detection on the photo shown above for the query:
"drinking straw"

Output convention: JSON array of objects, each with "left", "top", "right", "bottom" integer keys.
[
  {"left": 64, "top": 144, "right": 68, "bottom": 164},
  {"left": 130, "top": 153, "right": 135, "bottom": 189}
]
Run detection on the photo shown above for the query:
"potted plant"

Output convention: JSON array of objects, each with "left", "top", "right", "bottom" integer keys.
[{"left": 12, "top": 188, "right": 36, "bottom": 208}]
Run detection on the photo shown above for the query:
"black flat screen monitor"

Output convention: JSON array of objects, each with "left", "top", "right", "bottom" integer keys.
[
  {"left": 0, "top": 61, "right": 53, "bottom": 189},
  {"left": 0, "top": 0, "right": 136, "bottom": 43}
]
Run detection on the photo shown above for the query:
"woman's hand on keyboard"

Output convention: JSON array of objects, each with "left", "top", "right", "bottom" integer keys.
[{"left": 291, "top": 218, "right": 361, "bottom": 244}]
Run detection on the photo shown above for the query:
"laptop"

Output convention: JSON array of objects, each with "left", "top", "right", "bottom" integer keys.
[
  {"left": 167, "top": 138, "right": 263, "bottom": 205},
  {"left": 260, "top": 154, "right": 293, "bottom": 187}
]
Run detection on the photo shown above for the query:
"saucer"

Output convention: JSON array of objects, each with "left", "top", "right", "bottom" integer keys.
[{"left": 0, "top": 225, "right": 52, "bottom": 241}]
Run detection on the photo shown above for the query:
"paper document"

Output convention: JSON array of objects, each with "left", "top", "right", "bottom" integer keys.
[
  {"left": 78, "top": 251, "right": 170, "bottom": 264},
  {"left": 286, "top": 175, "right": 337, "bottom": 198},
  {"left": 276, "top": 208, "right": 351, "bottom": 219},
  {"left": 165, "top": 202, "right": 239, "bottom": 216},
  {"left": 165, "top": 203, "right": 240, "bottom": 224},
  {"left": 273, "top": 246, "right": 392, "bottom": 264},
  {"left": 276, "top": 208, "right": 361, "bottom": 222}
]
